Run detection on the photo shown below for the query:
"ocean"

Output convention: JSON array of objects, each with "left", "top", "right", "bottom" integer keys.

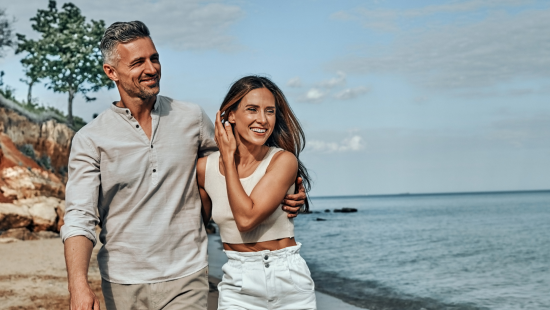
[{"left": 208, "top": 191, "right": 550, "bottom": 310}]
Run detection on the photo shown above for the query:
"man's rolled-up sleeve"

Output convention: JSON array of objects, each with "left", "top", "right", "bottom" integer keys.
[
  {"left": 198, "top": 106, "right": 219, "bottom": 158},
  {"left": 60, "top": 132, "right": 100, "bottom": 246}
]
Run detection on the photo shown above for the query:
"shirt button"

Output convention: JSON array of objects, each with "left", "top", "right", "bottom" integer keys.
[
  {"left": 126, "top": 110, "right": 129, "bottom": 114},
  {"left": 153, "top": 169, "right": 156, "bottom": 173},
  {"left": 265, "top": 263, "right": 270, "bottom": 268},
  {"left": 136, "top": 125, "right": 139, "bottom": 128},
  {"left": 151, "top": 145, "right": 153, "bottom": 148},
  {"left": 264, "top": 255, "right": 268, "bottom": 260}
]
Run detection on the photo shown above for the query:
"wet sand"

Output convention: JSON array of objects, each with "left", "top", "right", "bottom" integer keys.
[{"left": 0, "top": 237, "right": 363, "bottom": 310}]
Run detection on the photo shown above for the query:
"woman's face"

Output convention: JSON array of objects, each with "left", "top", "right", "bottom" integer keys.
[{"left": 228, "top": 88, "right": 276, "bottom": 147}]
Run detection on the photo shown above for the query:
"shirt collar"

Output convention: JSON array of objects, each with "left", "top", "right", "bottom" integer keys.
[{"left": 110, "top": 96, "right": 160, "bottom": 119}]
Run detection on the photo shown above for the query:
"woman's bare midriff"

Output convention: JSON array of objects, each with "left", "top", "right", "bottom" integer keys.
[{"left": 223, "top": 237, "right": 297, "bottom": 252}]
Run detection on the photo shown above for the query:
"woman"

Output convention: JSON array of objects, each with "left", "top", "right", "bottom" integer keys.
[{"left": 197, "top": 76, "right": 316, "bottom": 309}]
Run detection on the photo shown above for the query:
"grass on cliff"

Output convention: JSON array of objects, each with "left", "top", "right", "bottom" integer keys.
[{"left": 0, "top": 86, "right": 86, "bottom": 131}]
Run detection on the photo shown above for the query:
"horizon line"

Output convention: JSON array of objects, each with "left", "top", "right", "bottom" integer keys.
[{"left": 311, "top": 189, "right": 550, "bottom": 200}]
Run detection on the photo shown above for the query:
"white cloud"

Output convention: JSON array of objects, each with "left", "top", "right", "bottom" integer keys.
[
  {"left": 308, "top": 135, "right": 365, "bottom": 152},
  {"left": 298, "top": 88, "right": 327, "bottom": 103},
  {"left": 318, "top": 71, "right": 346, "bottom": 88},
  {"left": 5, "top": 0, "right": 244, "bottom": 52},
  {"left": 330, "top": 8, "right": 550, "bottom": 89},
  {"left": 334, "top": 86, "right": 369, "bottom": 100},
  {"left": 287, "top": 77, "right": 302, "bottom": 88},
  {"left": 331, "top": 0, "right": 533, "bottom": 32}
]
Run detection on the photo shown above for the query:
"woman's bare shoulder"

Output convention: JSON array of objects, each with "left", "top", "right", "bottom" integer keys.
[{"left": 268, "top": 150, "right": 298, "bottom": 172}]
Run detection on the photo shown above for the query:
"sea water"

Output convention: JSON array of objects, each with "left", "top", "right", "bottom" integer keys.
[{"left": 293, "top": 191, "right": 550, "bottom": 310}]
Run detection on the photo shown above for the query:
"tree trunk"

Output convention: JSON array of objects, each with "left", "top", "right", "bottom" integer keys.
[
  {"left": 67, "top": 88, "right": 75, "bottom": 128},
  {"left": 27, "top": 80, "right": 34, "bottom": 104}
]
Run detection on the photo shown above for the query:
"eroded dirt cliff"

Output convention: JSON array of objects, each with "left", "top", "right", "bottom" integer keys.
[{"left": 0, "top": 94, "right": 74, "bottom": 235}]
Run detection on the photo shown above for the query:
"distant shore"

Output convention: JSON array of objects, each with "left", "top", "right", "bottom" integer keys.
[{"left": 312, "top": 188, "right": 550, "bottom": 200}]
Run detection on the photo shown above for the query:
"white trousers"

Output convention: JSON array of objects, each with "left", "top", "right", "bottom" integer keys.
[{"left": 218, "top": 242, "right": 317, "bottom": 310}]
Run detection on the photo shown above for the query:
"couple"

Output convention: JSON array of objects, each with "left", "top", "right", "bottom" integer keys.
[{"left": 61, "top": 21, "right": 317, "bottom": 310}]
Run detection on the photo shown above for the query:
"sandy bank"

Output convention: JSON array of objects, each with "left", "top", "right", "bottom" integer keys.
[{"left": 0, "top": 236, "right": 363, "bottom": 310}]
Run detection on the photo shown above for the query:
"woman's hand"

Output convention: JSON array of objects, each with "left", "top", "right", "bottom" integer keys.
[{"left": 215, "top": 111, "right": 237, "bottom": 166}]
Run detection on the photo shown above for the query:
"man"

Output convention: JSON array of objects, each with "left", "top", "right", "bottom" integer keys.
[{"left": 61, "top": 21, "right": 305, "bottom": 310}]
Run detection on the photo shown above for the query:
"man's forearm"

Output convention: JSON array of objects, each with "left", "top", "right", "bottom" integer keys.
[{"left": 65, "top": 236, "right": 94, "bottom": 289}]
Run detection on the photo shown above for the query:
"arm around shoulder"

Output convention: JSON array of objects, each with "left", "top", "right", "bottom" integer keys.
[{"left": 196, "top": 157, "right": 212, "bottom": 226}]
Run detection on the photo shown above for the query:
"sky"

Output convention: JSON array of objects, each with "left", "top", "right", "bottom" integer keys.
[{"left": 1, "top": 0, "right": 549, "bottom": 196}]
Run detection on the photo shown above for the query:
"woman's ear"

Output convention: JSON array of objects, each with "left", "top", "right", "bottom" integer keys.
[{"left": 228, "top": 111, "right": 236, "bottom": 124}]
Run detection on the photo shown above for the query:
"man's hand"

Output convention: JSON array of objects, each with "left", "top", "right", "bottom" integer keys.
[
  {"left": 65, "top": 236, "right": 98, "bottom": 310},
  {"left": 282, "top": 177, "right": 306, "bottom": 218},
  {"left": 69, "top": 281, "right": 100, "bottom": 310}
]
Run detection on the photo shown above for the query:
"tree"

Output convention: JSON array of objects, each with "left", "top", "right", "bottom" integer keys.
[
  {"left": 17, "top": 1, "right": 113, "bottom": 127},
  {"left": 16, "top": 36, "right": 45, "bottom": 104},
  {"left": 0, "top": 8, "right": 14, "bottom": 56}
]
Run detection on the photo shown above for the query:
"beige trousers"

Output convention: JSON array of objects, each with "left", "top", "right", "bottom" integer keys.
[{"left": 101, "top": 266, "right": 209, "bottom": 310}]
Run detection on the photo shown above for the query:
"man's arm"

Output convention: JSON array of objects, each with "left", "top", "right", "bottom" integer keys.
[
  {"left": 282, "top": 177, "right": 307, "bottom": 218},
  {"left": 61, "top": 132, "right": 101, "bottom": 310},
  {"left": 198, "top": 106, "right": 219, "bottom": 158},
  {"left": 65, "top": 236, "right": 100, "bottom": 309}
]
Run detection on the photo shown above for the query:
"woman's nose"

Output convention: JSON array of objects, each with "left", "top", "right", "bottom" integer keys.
[{"left": 257, "top": 111, "right": 268, "bottom": 124}]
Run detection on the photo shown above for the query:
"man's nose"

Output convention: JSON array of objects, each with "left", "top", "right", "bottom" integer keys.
[{"left": 143, "top": 59, "right": 157, "bottom": 75}]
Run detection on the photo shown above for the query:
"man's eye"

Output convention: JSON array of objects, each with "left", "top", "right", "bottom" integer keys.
[{"left": 247, "top": 108, "right": 256, "bottom": 111}]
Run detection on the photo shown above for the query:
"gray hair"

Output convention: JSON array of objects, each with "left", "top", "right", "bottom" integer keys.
[{"left": 100, "top": 21, "right": 151, "bottom": 65}]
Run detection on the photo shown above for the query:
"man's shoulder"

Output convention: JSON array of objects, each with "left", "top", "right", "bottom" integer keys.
[
  {"left": 158, "top": 95, "right": 203, "bottom": 116},
  {"left": 75, "top": 109, "right": 115, "bottom": 138}
]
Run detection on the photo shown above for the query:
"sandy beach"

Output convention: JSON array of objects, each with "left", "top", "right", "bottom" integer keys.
[{"left": 0, "top": 236, "right": 363, "bottom": 310}]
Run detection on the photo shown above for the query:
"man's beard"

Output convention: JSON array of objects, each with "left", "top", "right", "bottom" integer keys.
[{"left": 121, "top": 79, "right": 160, "bottom": 101}]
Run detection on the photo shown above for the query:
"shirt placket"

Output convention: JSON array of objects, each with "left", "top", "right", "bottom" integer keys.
[
  {"left": 149, "top": 107, "right": 160, "bottom": 186},
  {"left": 120, "top": 101, "right": 161, "bottom": 187}
]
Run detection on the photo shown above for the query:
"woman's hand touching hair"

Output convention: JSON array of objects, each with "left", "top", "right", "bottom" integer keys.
[{"left": 215, "top": 111, "right": 237, "bottom": 169}]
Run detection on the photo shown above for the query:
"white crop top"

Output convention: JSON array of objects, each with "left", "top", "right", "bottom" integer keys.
[{"left": 204, "top": 147, "right": 295, "bottom": 244}]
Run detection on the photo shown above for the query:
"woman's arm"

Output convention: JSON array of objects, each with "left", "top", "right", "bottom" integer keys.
[
  {"left": 196, "top": 157, "right": 212, "bottom": 227},
  {"left": 215, "top": 111, "right": 298, "bottom": 232},
  {"left": 225, "top": 151, "right": 297, "bottom": 232}
]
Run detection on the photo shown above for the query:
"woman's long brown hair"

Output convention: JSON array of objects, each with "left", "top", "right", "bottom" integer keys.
[{"left": 219, "top": 75, "right": 312, "bottom": 211}]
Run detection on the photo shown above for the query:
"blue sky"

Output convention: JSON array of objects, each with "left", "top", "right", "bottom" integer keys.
[{"left": 1, "top": 0, "right": 549, "bottom": 196}]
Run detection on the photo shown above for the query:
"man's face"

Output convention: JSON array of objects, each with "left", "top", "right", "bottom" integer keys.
[{"left": 112, "top": 37, "right": 161, "bottom": 100}]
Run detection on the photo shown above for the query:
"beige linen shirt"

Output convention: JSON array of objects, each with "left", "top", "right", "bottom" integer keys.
[{"left": 60, "top": 95, "right": 218, "bottom": 284}]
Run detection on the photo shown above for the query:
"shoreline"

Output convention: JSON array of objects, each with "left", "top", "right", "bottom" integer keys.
[{"left": 0, "top": 236, "right": 364, "bottom": 310}]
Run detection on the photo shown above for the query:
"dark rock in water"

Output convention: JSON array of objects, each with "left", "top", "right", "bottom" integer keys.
[
  {"left": 333, "top": 208, "right": 358, "bottom": 213},
  {"left": 312, "top": 211, "right": 321, "bottom": 214},
  {"left": 300, "top": 210, "right": 313, "bottom": 214},
  {"left": 324, "top": 209, "right": 331, "bottom": 213},
  {"left": 315, "top": 218, "right": 327, "bottom": 221}
]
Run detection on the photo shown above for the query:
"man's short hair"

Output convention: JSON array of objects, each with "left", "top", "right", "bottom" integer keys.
[{"left": 100, "top": 21, "right": 150, "bottom": 65}]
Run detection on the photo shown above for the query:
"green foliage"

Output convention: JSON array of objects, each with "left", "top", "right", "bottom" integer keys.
[
  {"left": 18, "top": 144, "right": 35, "bottom": 159},
  {"left": 17, "top": 144, "right": 53, "bottom": 171},
  {"left": 0, "top": 71, "right": 86, "bottom": 131},
  {"left": 16, "top": 0, "right": 114, "bottom": 128},
  {"left": 0, "top": 8, "right": 14, "bottom": 56},
  {"left": 16, "top": 33, "right": 47, "bottom": 104}
]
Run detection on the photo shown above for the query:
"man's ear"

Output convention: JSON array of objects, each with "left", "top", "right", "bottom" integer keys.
[{"left": 103, "top": 64, "right": 119, "bottom": 82}]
